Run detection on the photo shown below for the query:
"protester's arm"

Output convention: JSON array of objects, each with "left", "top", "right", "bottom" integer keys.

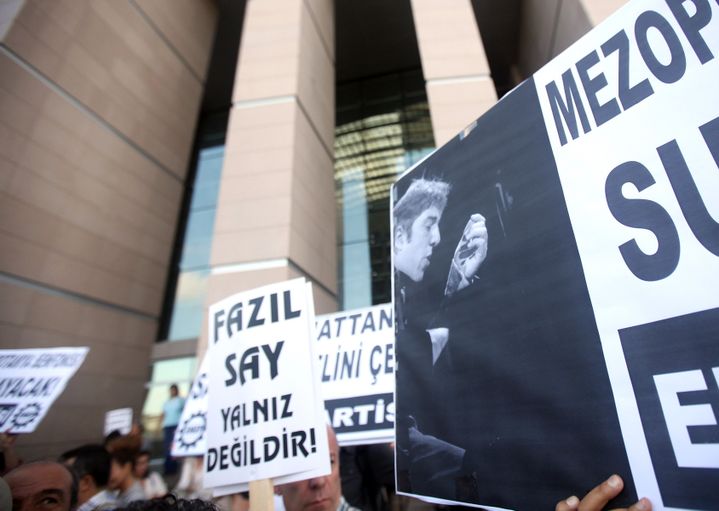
[
  {"left": 445, "top": 214, "right": 488, "bottom": 296},
  {"left": 0, "top": 433, "right": 21, "bottom": 475},
  {"left": 555, "top": 475, "right": 651, "bottom": 511}
]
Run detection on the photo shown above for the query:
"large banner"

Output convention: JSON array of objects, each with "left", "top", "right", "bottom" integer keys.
[
  {"left": 0, "top": 347, "right": 88, "bottom": 433},
  {"left": 391, "top": 1, "right": 718, "bottom": 510},
  {"left": 316, "top": 304, "right": 394, "bottom": 445},
  {"left": 203, "top": 279, "right": 330, "bottom": 496}
]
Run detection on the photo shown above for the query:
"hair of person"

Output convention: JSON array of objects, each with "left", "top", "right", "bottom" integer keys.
[
  {"left": 103, "top": 429, "right": 122, "bottom": 447},
  {"left": 106, "top": 435, "right": 141, "bottom": 468},
  {"left": 170, "top": 383, "right": 179, "bottom": 392},
  {"left": 59, "top": 444, "right": 111, "bottom": 488},
  {"left": 67, "top": 462, "right": 79, "bottom": 508},
  {"left": 116, "top": 494, "right": 219, "bottom": 511},
  {"left": 393, "top": 178, "right": 451, "bottom": 240}
]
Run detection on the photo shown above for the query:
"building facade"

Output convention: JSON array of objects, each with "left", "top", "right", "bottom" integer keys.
[{"left": 0, "top": 0, "right": 626, "bottom": 459}]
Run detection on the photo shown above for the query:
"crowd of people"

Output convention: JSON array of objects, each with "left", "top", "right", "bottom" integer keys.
[
  {"left": 0, "top": 356, "right": 652, "bottom": 511},
  {"left": 0, "top": 166, "right": 663, "bottom": 511},
  {"left": 1, "top": 421, "right": 651, "bottom": 511}
]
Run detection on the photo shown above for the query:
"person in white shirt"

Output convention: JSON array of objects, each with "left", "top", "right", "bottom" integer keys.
[
  {"left": 107, "top": 435, "right": 146, "bottom": 506},
  {"left": 134, "top": 450, "right": 167, "bottom": 499}
]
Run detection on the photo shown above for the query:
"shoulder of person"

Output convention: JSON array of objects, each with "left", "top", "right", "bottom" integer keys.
[
  {"left": 337, "top": 496, "right": 362, "bottom": 511},
  {"left": 92, "top": 503, "right": 118, "bottom": 511}
]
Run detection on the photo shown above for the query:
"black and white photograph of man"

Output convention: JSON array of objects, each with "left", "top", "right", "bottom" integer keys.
[
  {"left": 391, "top": 79, "right": 637, "bottom": 511},
  {"left": 393, "top": 178, "right": 488, "bottom": 501}
]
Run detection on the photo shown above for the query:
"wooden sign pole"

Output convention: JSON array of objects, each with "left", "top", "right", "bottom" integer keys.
[{"left": 249, "top": 478, "right": 275, "bottom": 511}]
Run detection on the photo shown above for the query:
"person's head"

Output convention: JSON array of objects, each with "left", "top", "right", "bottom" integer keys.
[
  {"left": 277, "top": 427, "right": 341, "bottom": 511},
  {"left": 169, "top": 384, "right": 179, "bottom": 398},
  {"left": 117, "top": 494, "right": 219, "bottom": 511},
  {"left": 393, "top": 178, "right": 450, "bottom": 282},
  {"left": 3, "top": 461, "right": 76, "bottom": 511},
  {"left": 103, "top": 430, "right": 122, "bottom": 448},
  {"left": 133, "top": 450, "right": 151, "bottom": 480},
  {"left": 106, "top": 435, "right": 141, "bottom": 492},
  {"left": 60, "top": 444, "right": 111, "bottom": 506}
]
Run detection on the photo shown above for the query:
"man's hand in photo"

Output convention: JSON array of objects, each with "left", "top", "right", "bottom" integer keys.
[{"left": 445, "top": 214, "right": 488, "bottom": 296}]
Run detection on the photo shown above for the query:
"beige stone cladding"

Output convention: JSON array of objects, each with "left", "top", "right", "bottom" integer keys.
[
  {"left": 411, "top": 0, "right": 498, "bottom": 146},
  {"left": 0, "top": 0, "right": 217, "bottom": 457},
  {"left": 518, "top": 0, "right": 629, "bottom": 78},
  {"left": 201, "top": 0, "right": 337, "bottom": 359}
]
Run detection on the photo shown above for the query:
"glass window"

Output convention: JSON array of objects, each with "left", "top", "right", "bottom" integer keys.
[
  {"left": 180, "top": 209, "right": 217, "bottom": 271},
  {"left": 141, "top": 357, "right": 197, "bottom": 443},
  {"left": 335, "top": 69, "right": 435, "bottom": 308},
  {"left": 164, "top": 113, "right": 228, "bottom": 341},
  {"left": 189, "top": 146, "right": 224, "bottom": 211},
  {"left": 166, "top": 270, "right": 210, "bottom": 341}
]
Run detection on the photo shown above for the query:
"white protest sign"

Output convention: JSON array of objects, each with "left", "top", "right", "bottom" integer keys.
[
  {"left": 171, "top": 353, "right": 210, "bottom": 457},
  {"left": 104, "top": 408, "right": 133, "bottom": 436},
  {"left": 392, "top": 1, "right": 718, "bottom": 509},
  {"left": 204, "top": 279, "right": 329, "bottom": 493},
  {"left": 534, "top": 1, "right": 719, "bottom": 508},
  {"left": 316, "top": 304, "right": 395, "bottom": 445},
  {"left": 0, "top": 347, "right": 88, "bottom": 433}
]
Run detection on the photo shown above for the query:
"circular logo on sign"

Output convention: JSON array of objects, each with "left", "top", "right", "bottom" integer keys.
[
  {"left": 12, "top": 403, "right": 41, "bottom": 428},
  {"left": 178, "top": 412, "right": 206, "bottom": 449}
]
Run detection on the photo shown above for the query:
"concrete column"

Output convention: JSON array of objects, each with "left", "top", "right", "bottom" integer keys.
[
  {"left": 200, "top": 0, "right": 337, "bottom": 356},
  {"left": 518, "top": 0, "right": 628, "bottom": 78},
  {"left": 410, "top": 0, "right": 498, "bottom": 147},
  {"left": 580, "top": 0, "right": 629, "bottom": 26}
]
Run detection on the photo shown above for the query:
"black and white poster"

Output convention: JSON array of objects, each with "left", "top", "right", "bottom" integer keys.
[
  {"left": 316, "top": 304, "right": 394, "bottom": 445},
  {"left": 391, "top": 1, "right": 718, "bottom": 510},
  {"left": 0, "top": 347, "right": 88, "bottom": 433}
]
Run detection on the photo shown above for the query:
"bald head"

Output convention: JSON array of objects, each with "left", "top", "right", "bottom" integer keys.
[
  {"left": 278, "top": 427, "right": 342, "bottom": 511},
  {"left": 4, "top": 461, "right": 75, "bottom": 511}
]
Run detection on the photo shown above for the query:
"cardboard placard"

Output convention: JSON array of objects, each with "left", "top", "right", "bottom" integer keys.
[
  {"left": 171, "top": 354, "right": 210, "bottom": 457},
  {"left": 0, "top": 347, "right": 88, "bottom": 433},
  {"left": 104, "top": 408, "right": 133, "bottom": 436},
  {"left": 203, "top": 279, "right": 330, "bottom": 495},
  {"left": 392, "top": 1, "right": 719, "bottom": 509},
  {"left": 316, "top": 304, "right": 394, "bottom": 445}
]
